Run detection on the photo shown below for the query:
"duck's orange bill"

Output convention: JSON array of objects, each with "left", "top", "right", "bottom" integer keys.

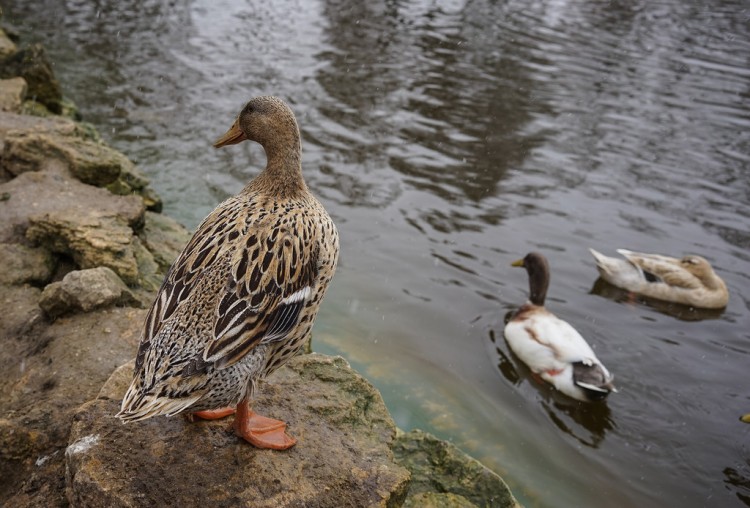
[{"left": 213, "top": 119, "right": 247, "bottom": 148}]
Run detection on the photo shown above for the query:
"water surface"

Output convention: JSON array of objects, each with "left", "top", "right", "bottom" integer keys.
[{"left": 6, "top": 0, "right": 750, "bottom": 506}]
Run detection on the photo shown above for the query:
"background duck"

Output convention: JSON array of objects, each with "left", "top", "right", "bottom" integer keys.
[
  {"left": 117, "top": 96, "right": 339, "bottom": 449},
  {"left": 504, "top": 252, "right": 616, "bottom": 402},
  {"left": 589, "top": 248, "right": 728, "bottom": 309}
]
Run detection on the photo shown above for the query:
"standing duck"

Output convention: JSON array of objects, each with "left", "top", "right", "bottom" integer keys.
[
  {"left": 117, "top": 96, "right": 339, "bottom": 449},
  {"left": 504, "top": 252, "right": 616, "bottom": 402},
  {"left": 589, "top": 248, "right": 728, "bottom": 309}
]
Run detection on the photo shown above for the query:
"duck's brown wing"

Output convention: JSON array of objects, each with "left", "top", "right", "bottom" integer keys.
[
  {"left": 135, "top": 201, "right": 318, "bottom": 373},
  {"left": 204, "top": 222, "right": 319, "bottom": 369},
  {"left": 135, "top": 203, "right": 245, "bottom": 372},
  {"left": 618, "top": 250, "right": 701, "bottom": 290}
]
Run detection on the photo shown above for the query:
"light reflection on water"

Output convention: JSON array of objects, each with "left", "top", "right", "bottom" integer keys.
[{"left": 6, "top": 0, "right": 750, "bottom": 506}]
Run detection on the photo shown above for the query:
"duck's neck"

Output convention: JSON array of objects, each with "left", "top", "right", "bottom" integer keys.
[
  {"left": 528, "top": 265, "right": 549, "bottom": 307},
  {"left": 247, "top": 135, "right": 307, "bottom": 198}
]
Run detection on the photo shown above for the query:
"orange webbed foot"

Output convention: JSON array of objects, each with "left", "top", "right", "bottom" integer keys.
[{"left": 234, "top": 402, "right": 296, "bottom": 450}]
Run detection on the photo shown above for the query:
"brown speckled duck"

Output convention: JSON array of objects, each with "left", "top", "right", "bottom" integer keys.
[
  {"left": 117, "top": 96, "right": 339, "bottom": 449},
  {"left": 589, "top": 249, "right": 728, "bottom": 309}
]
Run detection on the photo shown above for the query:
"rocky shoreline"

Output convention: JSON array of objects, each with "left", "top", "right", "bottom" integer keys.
[{"left": 0, "top": 25, "right": 518, "bottom": 508}]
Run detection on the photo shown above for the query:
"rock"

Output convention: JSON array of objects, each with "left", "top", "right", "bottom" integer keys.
[
  {"left": 20, "top": 96, "right": 80, "bottom": 120},
  {"left": 0, "top": 304, "right": 146, "bottom": 506},
  {"left": 0, "top": 110, "right": 160, "bottom": 205},
  {"left": 66, "top": 353, "right": 411, "bottom": 507},
  {"left": 0, "top": 130, "right": 66, "bottom": 177},
  {"left": 139, "top": 186, "right": 163, "bottom": 212},
  {"left": 0, "top": 110, "right": 83, "bottom": 140},
  {"left": 0, "top": 168, "right": 145, "bottom": 282},
  {"left": 139, "top": 211, "right": 191, "bottom": 272},
  {"left": 0, "top": 418, "right": 55, "bottom": 506},
  {"left": 106, "top": 157, "right": 163, "bottom": 212},
  {"left": 0, "top": 28, "right": 16, "bottom": 59},
  {"left": 39, "top": 267, "right": 136, "bottom": 318},
  {"left": 0, "top": 76, "right": 26, "bottom": 113},
  {"left": 64, "top": 137, "right": 126, "bottom": 186},
  {"left": 393, "top": 429, "right": 519, "bottom": 508},
  {"left": 0, "top": 43, "right": 62, "bottom": 114},
  {"left": 0, "top": 111, "right": 100, "bottom": 183},
  {"left": 0, "top": 283, "right": 44, "bottom": 342},
  {"left": 2, "top": 130, "right": 126, "bottom": 186},
  {"left": 403, "top": 492, "right": 477, "bottom": 508},
  {"left": 26, "top": 208, "right": 140, "bottom": 285},
  {"left": 1, "top": 306, "right": 146, "bottom": 416},
  {"left": 131, "top": 236, "right": 163, "bottom": 291},
  {"left": 0, "top": 242, "right": 54, "bottom": 285}
]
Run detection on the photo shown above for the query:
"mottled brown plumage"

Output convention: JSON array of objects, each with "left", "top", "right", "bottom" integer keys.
[
  {"left": 117, "top": 97, "right": 339, "bottom": 448},
  {"left": 589, "top": 248, "right": 728, "bottom": 309}
]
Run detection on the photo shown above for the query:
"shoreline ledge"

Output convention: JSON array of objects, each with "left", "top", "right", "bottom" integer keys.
[{"left": 0, "top": 26, "right": 519, "bottom": 508}]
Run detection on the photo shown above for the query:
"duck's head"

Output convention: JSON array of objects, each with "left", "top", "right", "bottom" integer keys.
[
  {"left": 214, "top": 96, "right": 299, "bottom": 151},
  {"left": 512, "top": 252, "right": 550, "bottom": 306},
  {"left": 679, "top": 255, "right": 724, "bottom": 289}
]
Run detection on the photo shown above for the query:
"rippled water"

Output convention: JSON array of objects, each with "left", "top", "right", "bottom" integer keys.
[{"left": 7, "top": 1, "right": 750, "bottom": 506}]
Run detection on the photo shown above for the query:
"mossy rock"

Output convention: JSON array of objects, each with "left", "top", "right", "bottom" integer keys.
[
  {"left": 393, "top": 429, "right": 520, "bottom": 508},
  {"left": 0, "top": 43, "right": 62, "bottom": 114}
]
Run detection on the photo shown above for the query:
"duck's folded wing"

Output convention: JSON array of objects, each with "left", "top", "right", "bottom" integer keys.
[
  {"left": 619, "top": 251, "right": 701, "bottom": 289},
  {"left": 652, "top": 267, "right": 701, "bottom": 289},
  {"left": 135, "top": 206, "right": 243, "bottom": 372},
  {"left": 536, "top": 315, "right": 598, "bottom": 365},
  {"left": 203, "top": 227, "right": 319, "bottom": 369}
]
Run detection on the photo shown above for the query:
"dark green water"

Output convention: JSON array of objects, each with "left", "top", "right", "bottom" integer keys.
[{"left": 6, "top": 1, "right": 750, "bottom": 506}]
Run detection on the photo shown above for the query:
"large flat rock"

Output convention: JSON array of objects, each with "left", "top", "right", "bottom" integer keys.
[
  {"left": 0, "top": 169, "right": 144, "bottom": 245},
  {"left": 66, "top": 353, "right": 411, "bottom": 508},
  {"left": 0, "top": 111, "right": 79, "bottom": 140}
]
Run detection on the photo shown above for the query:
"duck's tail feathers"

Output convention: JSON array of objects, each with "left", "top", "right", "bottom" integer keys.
[
  {"left": 576, "top": 381, "right": 615, "bottom": 393},
  {"left": 589, "top": 248, "right": 619, "bottom": 276},
  {"left": 117, "top": 387, "right": 201, "bottom": 423},
  {"left": 573, "top": 361, "right": 616, "bottom": 401}
]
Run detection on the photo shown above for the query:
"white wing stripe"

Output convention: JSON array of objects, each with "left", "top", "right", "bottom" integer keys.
[{"left": 281, "top": 286, "right": 311, "bottom": 305}]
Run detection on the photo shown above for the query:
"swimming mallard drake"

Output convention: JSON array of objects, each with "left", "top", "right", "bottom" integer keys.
[
  {"left": 589, "top": 249, "right": 728, "bottom": 309},
  {"left": 504, "top": 252, "right": 616, "bottom": 402},
  {"left": 117, "top": 96, "right": 339, "bottom": 449}
]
